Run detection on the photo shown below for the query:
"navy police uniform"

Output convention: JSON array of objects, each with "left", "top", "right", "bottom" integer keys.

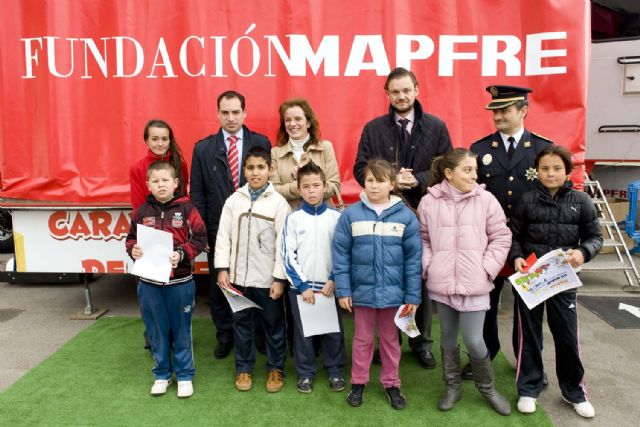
[{"left": 470, "top": 85, "right": 552, "bottom": 361}]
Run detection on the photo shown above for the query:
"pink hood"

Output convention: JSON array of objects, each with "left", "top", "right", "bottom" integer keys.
[{"left": 417, "top": 181, "right": 511, "bottom": 297}]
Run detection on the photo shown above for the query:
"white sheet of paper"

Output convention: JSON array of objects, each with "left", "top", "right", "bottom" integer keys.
[
  {"left": 296, "top": 294, "right": 340, "bottom": 337},
  {"left": 131, "top": 224, "right": 173, "bottom": 283}
]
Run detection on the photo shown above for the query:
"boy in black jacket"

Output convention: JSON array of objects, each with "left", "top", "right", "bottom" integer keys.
[
  {"left": 509, "top": 146, "right": 602, "bottom": 418},
  {"left": 126, "top": 161, "right": 207, "bottom": 398}
]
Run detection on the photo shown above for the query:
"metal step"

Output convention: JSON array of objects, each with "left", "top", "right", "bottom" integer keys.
[
  {"left": 582, "top": 260, "right": 635, "bottom": 271},
  {"left": 599, "top": 218, "right": 616, "bottom": 226},
  {"left": 602, "top": 238, "right": 625, "bottom": 247}
]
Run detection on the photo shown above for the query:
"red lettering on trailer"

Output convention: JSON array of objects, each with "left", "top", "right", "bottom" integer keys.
[
  {"left": 48, "top": 211, "right": 129, "bottom": 241},
  {"left": 82, "top": 259, "right": 127, "bottom": 273}
]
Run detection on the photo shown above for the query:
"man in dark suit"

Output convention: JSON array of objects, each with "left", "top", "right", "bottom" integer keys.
[
  {"left": 469, "top": 85, "right": 552, "bottom": 377},
  {"left": 354, "top": 67, "right": 453, "bottom": 368},
  {"left": 191, "top": 90, "right": 271, "bottom": 359}
]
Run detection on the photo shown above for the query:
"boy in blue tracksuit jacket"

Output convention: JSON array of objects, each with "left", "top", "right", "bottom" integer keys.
[{"left": 281, "top": 161, "right": 346, "bottom": 394}]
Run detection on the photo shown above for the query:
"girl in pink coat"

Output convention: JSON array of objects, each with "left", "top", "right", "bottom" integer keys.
[{"left": 417, "top": 148, "right": 512, "bottom": 415}]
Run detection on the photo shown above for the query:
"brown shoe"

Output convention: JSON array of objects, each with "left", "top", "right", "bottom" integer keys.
[
  {"left": 266, "top": 369, "right": 284, "bottom": 393},
  {"left": 235, "top": 373, "right": 252, "bottom": 391}
]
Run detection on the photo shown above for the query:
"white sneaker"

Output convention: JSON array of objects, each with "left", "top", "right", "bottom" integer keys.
[
  {"left": 150, "top": 379, "right": 171, "bottom": 395},
  {"left": 517, "top": 396, "right": 537, "bottom": 414},
  {"left": 177, "top": 381, "right": 193, "bottom": 398},
  {"left": 563, "top": 398, "right": 595, "bottom": 418}
]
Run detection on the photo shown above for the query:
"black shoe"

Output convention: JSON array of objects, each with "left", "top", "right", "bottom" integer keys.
[
  {"left": 329, "top": 377, "right": 345, "bottom": 392},
  {"left": 372, "top": 349, "right": 381, "bottom": 365},
  {"left": 143, "top": 331, "right": 152, "bottom": 350},
  {"left": 416, "top": 350, "right": 436, "bottom": 369},
  {"left": 347, "top": 384, "right": 365, "bottom": 407},
  {"left": 385, "top": 386, "right": 407, "bottom": 410},
  {"left": 461, "top": 362, "right": 473, "bottom": 379},
  {"left": 214, "top": 341, "right": 233, "bottom": 359},
  {"left": 542, "top": 372, "right": 549, "bottom": 388},
  {"left": 297, "top": 378, "right": 313, "bottom": 394}
]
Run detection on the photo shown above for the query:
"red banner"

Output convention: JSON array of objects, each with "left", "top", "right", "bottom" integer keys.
[{"left": 0, "top": 0, "right": 590, "bottom": 203}]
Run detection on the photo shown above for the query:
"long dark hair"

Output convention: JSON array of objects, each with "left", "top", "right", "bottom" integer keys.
[
  {"left": 276, "top": 98, "right": 321, "bottom": 149},
  {"left": 428, "top": 148, "right": 477, "bottom": 187},
  {"left": 143, "top": 119, "right": 187, "bottom": 195}
]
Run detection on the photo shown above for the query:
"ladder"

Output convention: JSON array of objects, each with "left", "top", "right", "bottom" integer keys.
[{"left": 582, "top": 174, "right": 640, "bottom": 290}]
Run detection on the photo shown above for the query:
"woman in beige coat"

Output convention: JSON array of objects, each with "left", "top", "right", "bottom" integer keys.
[{"left": 271, "top": 99, "right": 342, "bottom": 210}]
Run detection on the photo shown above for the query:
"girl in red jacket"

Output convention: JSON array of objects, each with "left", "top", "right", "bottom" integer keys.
[
  {"left": 418, "top": 148, "right": 512, "bottom": 415},
  {"left": 129, "top": 119, "right": 189, "bottom": 211}
]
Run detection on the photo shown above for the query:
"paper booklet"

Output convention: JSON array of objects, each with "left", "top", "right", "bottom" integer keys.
[
  {"left": 508, "top": 249, "right": 582, "bottom": 310},
  {"left": 394, "top": 304, "right": 421, "bottom": 338},
  {"left": 221, "top": 286, "right": 262, "bottom": 313}
]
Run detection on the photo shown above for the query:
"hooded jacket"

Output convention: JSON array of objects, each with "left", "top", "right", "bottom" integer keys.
[
  {"left": 418, "top": 181, "right": 512, "bottom": 297},
  {"left": 333, "top": 194, "right": 422, "bottom": 308}
]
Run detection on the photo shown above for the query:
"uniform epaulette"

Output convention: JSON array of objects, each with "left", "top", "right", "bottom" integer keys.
[
  {"left": 531, "top": 132, "right": 553, "bottom": 143},
  {"left": 471, "top": 134, "right": 494, "bottom": 146}
]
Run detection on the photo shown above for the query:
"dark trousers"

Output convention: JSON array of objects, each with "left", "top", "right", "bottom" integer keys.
[
  {"left": 482, "top": 276, "right": 522, "bottom": 360},
  {"left": 408, "top": 286, "right": 433, "bottom": 353},
  {"left": 207, "top": 252, "right": 234, "bottom": 345},
  {"left": 514, "top": 290, "right": 587, "bottom": 402},
  {"left": 289, "top": 290, "right": 346, "bottom": 379},
  {"left": 233, "top": 286, "right": 286, "bottom": 374}
]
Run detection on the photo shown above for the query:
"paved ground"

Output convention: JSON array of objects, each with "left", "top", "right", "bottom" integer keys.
[{"left": 1, "top": 252, "right": 640, "bottom": 426}]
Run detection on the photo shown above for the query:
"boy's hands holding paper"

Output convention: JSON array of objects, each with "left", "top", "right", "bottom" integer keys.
[
  {"left": 400, "top": 303, "right": 418, "bottom": 316},
  {"left": 301, "top": 288, "right": 315, "bottom": 304},
  {"left": 131, "top": 244, "right": 144, "bottom": 260},
  {"left": 217, "top": 271, "right": 231, "bottom": 289},
  {"left": 322, "top": 279, "right": 335, "bottom": 297}
]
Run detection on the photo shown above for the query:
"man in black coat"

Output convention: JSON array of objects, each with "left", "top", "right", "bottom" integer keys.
[
  {"left": 354, "top": 67, "right": 453, "bottom": 368},
  {"left": 191, "top": 90, "right": 271, "bottom": 359},
  {"left": 469, "top": 85, "right": 552, "bottom": 377}
]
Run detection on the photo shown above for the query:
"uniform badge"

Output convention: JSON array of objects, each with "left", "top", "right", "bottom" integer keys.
[
  {"left": 482, "top": 154, "right": 492, "bottom": 165},
  {"left": 171, "top": 212, "right": 184, "bottom": 228},
  {"left": 525, "top": 167, "right": 538, "bottom": 181},
  {"left": 489, "top": 86, "right": 499, "bottom": 96},
  {"left": 523, "top": 141, "right": 531, "bottom": 148},
  {"left": 142, "top": 217, "right": 156, "bottom": 227},
  {"left": 491, "top": 141, "right": 499, "bottom": 148}
]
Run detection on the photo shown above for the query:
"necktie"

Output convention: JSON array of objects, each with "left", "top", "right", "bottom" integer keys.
[
  {"left": 399, "top": 118, "right": 410, "bottom": 149},
  {"left": 227, "top": 135, "right": 239, "bottom": 190},
  {"left": 507, "top": 136, "right": 515, "bottom": 160}
]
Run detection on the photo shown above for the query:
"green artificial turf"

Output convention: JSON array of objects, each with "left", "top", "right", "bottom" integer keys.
[{"left": 0, "top": 317, "right": 552, "bottom": 426}]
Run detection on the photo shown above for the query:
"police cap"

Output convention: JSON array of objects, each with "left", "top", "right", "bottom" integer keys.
[{"left": 485, "top": 85, "right": 532, "bottom": 110}]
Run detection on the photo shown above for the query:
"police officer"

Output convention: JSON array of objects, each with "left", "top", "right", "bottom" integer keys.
[{"left": 466, "top": 85, "right": 552, "bottom": 377}]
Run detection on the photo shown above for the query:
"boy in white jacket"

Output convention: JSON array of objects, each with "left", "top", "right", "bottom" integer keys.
[
  {"left": 215, "top": 146, "right": 291, "bottom": 393},
  {"left": 281, "top": 161, "right": 346, "bottom": 394}
]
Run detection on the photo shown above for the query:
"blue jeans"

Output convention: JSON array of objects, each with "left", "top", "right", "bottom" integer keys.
[{"left": 138, "top": 280, "right": 196, "bottom": 381}]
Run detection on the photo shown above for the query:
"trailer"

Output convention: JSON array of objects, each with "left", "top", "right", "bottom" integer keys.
[{"left": 1, "top": 0, "right": 592, "bottom": 312}]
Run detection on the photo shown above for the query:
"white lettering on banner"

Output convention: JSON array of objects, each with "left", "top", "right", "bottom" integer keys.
[
  {"left": 265, "top": 35, "right": 340, "bottom": 77},
  {"left": 82, "top": 38, "right": 109, "bottom": 79},
  {"left": 179, "top": 36, "right": 206, "bottom": 77},
  {"left": 20, "top": 27, "right": 569, "bottom": 79},
  {"left": 396, "top": 35, "right": 435, "bottom": 70},
  {"left": 147, "top": 37, "right": 178, "bottom": 78}
]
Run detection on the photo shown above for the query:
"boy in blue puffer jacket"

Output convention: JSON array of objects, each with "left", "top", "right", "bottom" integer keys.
[{"left": 333, "top": 159, "right": 422, "bottom": 410}]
